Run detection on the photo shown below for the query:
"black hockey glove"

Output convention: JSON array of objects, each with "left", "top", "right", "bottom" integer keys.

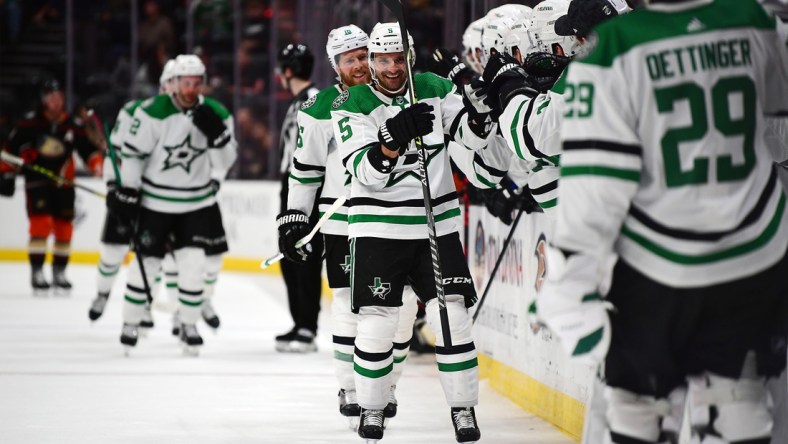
[
  {"left": 378, "top": 102, "right": 435, "bottom": 154},
  {"left": 192, "top": 104, "right": 231, "bottom": 148},
  {"left": 276, "top": 209, "right": 315, "bottom": 263},
  {"left": 107, "top": 186, "right": 140, "bottom": 221},
  {"left": 208, "top": 179, "right": 220, "bottom": 194},
  {"left": 430, "top": 48, "right": 476, "bottom": 87},
  {"left": 482, "top": 53, "right": 539, "bottom": 119},
  {"left": 462, "top": 78, "right": 495, "bottom": 137},
  {"left": 0, "top": 172, "right": 16, "bottom": 197},
  {"left": 522, "top": 52, "right": 571, "bottom": 93},
  {"left": 481, "top": 176, "right": 522, "bottom": 225}
]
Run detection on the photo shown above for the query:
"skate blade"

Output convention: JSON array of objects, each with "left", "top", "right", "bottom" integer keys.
[
  {"left": 138, "top": 328, "right": 150, "bottom": 339},
  {"left": 32, "top": 289, "right": 49, "bottom": 297},
  {"left": 53, "top": 289, "right": 71, "bottom": 297},
  {"left": 123, "top": 345, "right": 134, "bottom": 357},
  {"left": 182, "top": 345, "right": 201, "bottom": 357},
  {"left": 363, "top": 439, "right": 380, "bottom": 443},
  {"left": 278, "top": 342, "right": 318, "bottom": 353},
  {"left": 347, "top": 417, "right": 360, "bottom": 431}
]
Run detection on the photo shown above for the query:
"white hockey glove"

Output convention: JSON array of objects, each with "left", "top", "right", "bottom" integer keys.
[{"left": 535, "top": 245, "right": 615, "bottom": 365}]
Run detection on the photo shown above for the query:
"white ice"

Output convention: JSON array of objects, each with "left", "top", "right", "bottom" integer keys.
[{"left": 0, "top": 262, "right": 574, "bottom": 444}]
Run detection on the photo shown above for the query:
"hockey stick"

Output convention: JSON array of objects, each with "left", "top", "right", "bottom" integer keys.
[
  {"left": 106, "top": 140, "right": 154, "bottom": 305},
  {"left": 378, "top": 0, "right": 453, "bottom": 347},
  {"left": 260, "top": 195, "right": 347, "bottom": 269},
  {"left": 0, "top": 150, "right": 107, "bottom": 199},
  {"left": 472, "top": 205, "right": 526, "bottom": 324}
]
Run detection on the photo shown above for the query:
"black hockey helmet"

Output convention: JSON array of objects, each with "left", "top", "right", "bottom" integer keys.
[
  {"left": 278, "top": 43, "right": 314, "bottom": 80},
  {"left": 40, "top": 78, "right": 62, "bottom": 97}
]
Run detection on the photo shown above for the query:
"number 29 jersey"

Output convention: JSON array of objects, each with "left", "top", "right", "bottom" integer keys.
[{"left": 557, "top": 0, "right": 788, "bottom": 288}]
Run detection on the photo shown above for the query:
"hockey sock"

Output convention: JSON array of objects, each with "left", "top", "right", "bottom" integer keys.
[
  {"left": 391, "top": 287, "right": 418, "bottom": 385},
  {"left": 28, "top": 215, "right": 52, "bottom": 268},
  {"left": 204, "top": 254, "right": 223, "bottom": 300},
  {"left": 162, "top": 253, "right": 178, "bottom": 304},
  {"left": 331, "top": 287, "right": 357, "bottom": 390},
  {"left": 426, "top": 295, "right": 479, "bottom": 408},
  {"left": 174, "top": 247, "right": 206, "bottom": 324},
  {"left": 122, "top": 255, "right": 161, "bottom": 324},
  {"left": 96, "top": 243, "right": 130, "bottom": 295},
  {"left": 52, "top": 218, "right": 72, "bottom": 269},
  {"left": 354, "top": 306, "right": 398, "bottom": 410}
]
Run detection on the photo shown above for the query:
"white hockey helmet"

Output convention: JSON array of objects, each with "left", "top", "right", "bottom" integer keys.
[
  {"left": 504, "top": 10, "right": 535, "bottom": 62},
  {"left": 159, "top": 59, "right": 177, "bottom": 93},
  {"left": 367, "top": 22, "right": 415, "bottom": 60},
  {"left": 481, "top": 14, "right": 515, "bottom": 67},
  {"left": 462, "top": 17, "right": 486, "bottom": 73},
  {"left": 528, "top": 0, "right": 582, "bottom": 58},
  {"left": 326, "top": 24, "right": 369, "bottom": 71},
  {"left": 172, "top": 54, "right": 207, "bottom": 78}
]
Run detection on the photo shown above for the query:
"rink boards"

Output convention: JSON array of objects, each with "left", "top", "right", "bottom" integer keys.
[{"left": 0, "top": 178, "right": 591, "bottom": 441}]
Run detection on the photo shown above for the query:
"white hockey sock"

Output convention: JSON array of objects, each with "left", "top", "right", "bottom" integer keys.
[
  {"left": 204, "top": 254, "right": 223, "bottom": 301},
  {"left": 354, "top": 306, "right": 399, "bottom": 410},
  {"left": 174, "top": 248, "right": 206, "bottom": 324},
  {"left": 331, "top": 287, "right": 357, "bottom": 391},
  {"left": 391, "top": 286, "right": 418, "bottom": 385},
  {"left": 96, "top": 243, "right": 129, "bottom": 295},
  {"left": 122, "top": 255, "right": 161, "bottom": 324},
  {"left": 426, "top": 295, "right": 479, "bottom": 408},
  {"left": 162, "top": 253, "right": 178, "bottom": 305}
]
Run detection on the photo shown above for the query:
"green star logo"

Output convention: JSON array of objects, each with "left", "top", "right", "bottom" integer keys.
[
  {"left": 162, "top": 134, "right": 206, "bottom": 173},
  {"left": 340, "top": 255, "right": 352, "bottom": 274},
  {"left": 368, "top": 277, "right": 391, "bottom": 300}
]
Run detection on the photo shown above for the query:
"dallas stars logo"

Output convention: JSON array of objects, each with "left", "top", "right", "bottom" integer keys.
[
  {"left": 162, "top": 134, "right": 206, "bottom": 173},
  {"left": 340, "top": 255, "right": 352, "bottom": 274},
  {"left": 368, "top": 277, "right": 391, "bottom": 300}
]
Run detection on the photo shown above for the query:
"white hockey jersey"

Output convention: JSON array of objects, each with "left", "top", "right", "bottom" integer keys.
[
  {"left": 553, "top": 0, "right": 788, "bottom": 289},
  {"left": 332, "top": 72, "right": 494, "bottom": 240},
  {"left": 120, "top": 94, "right": 238, "bottom": 214},
  {"left": 105, "top": 99, "right": 143, "bottom": 185},
  {"left": 291, "top": 83, "right": 509, "bottom": 237}
]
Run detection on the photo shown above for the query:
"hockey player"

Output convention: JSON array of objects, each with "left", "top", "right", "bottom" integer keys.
[
  {"left": 0, "top": 79, "right": 104, "bottom": 295},
  {"left": 110, "top": 54, "right": 236, "bottom": 354},
  {"left": 280, "top": 24, "right": 417, "bottom": 428},
  {"left": 89, "top": 59, "right": 178, "bottom": 323},
  {"left": 332, "top": 22, "right": 494, "bottom": 443},
  {"left": 537, "top": 0, "right": 788, "bottom": 442},
  {"left": 274, "top": 43, "right": 324, "bottom": 353}
]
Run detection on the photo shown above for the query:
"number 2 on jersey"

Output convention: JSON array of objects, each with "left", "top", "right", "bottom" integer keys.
[{"left": 656, "top": 75, "right": 755, "bottom": 187}]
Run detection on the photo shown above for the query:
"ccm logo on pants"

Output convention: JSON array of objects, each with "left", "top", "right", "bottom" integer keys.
[{"left": 442, "top": 277, "right": 472, "bottom": 285}]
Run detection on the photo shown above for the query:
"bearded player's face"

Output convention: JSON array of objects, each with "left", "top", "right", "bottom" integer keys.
[
  {"left": 336, "top": 48, "right": 371, "bottom": 87},
  {"left": 371, "top": 51, "right": 407, "bottom": 93},
  {"left": 175, "top": 76, "right": 203, "bottom": 108}
]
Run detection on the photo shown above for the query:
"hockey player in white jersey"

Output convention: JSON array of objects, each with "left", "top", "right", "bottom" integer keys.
[
  {"left": 108, "top": 54, "right": 237, "bottom": 355},
  {"left": 332, "top": 22, "right": 495, "bottom": 443},
  {"left": 88, "top": 59, "right": 178, "bottom": 324},
  {"left": 536, "top": 0, "right": 788, "bottom": 442},
  {"left": 280, "top": 23, "right": 416, "bottom": 428}
]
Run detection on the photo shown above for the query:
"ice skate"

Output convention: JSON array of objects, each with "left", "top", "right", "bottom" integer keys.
[
  {"left": 338, "top": 389, "right": 361, "bottom": 430},
  {"left": 179, "top": 323, "right": 203, "bottom": 356},
  {"left": 383, "top": 385, "right": 397, "bottom": 428},
  {"left": 274, "top": 327, "right": 297, "bottom": 352},
  {"left": 52, "top": 266, "right": 72, "bottom": 296},
  {"left": 171, "top": 311, "right": 181, "bottom": 336},
  {"left": 201, "top": 300, "right": 220, "bottom": 330},
  {"left": 358, "top": 408, "right": 384, "bottom": 442},
  {"left": 139, "top": 303, "right": 154, "bottom": 337},
  {"left": 120, "top": 323, "right": 139, "bottom": 356},
  {"left": 277, "top": 328, "right": 317, "bottom": 353},
  {"left": 450, "top": 407, "right": 480, "bottom": 443},
  {"left": 31, "top": 267, "right": 50, "bottom": 296},
  {"left": 88, "top": 292, "right": 109, "bottom": 321}
]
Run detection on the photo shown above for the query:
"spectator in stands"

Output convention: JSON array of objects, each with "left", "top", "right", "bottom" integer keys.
[{"left": 138, "top": 0, "right": 174, "bottom": 59}]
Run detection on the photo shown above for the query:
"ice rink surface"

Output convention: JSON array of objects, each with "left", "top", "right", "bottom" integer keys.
[{"left": 0, "top": 263, "right": 574, "bottom": 444}]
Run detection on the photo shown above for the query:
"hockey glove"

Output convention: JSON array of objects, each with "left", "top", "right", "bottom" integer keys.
[
  {"left": 0, "top": 172, "right": 15, "bottom": 197},
  {"left": 377, "top": 102, "right": 435, "bottom": 154},
  {"left": 208, "top": 179, "right": 221, "bottom": 195},
  {"left": 481, "top": 176, "right": 519, "bottom": 225},
  {"left": 192, "top": 104, "right": 231, "bottom": 148},
  {"left": 430, "top": 48, "right": 475, "bottom": 87},
  {"left": 522, "top": 52, "right": 571, "bottom": 93},
  {"left": 482, "top": 53, "right": 539, "bottom": 119},
  {"left": 276, "top": 209, "right": 315, "bottom": 263},
  {"left": 107, "top": 186, "right": 140, "bottom": 221},
  {"left": 462, "top": 78, "right": 495, "bottom": 138}
]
